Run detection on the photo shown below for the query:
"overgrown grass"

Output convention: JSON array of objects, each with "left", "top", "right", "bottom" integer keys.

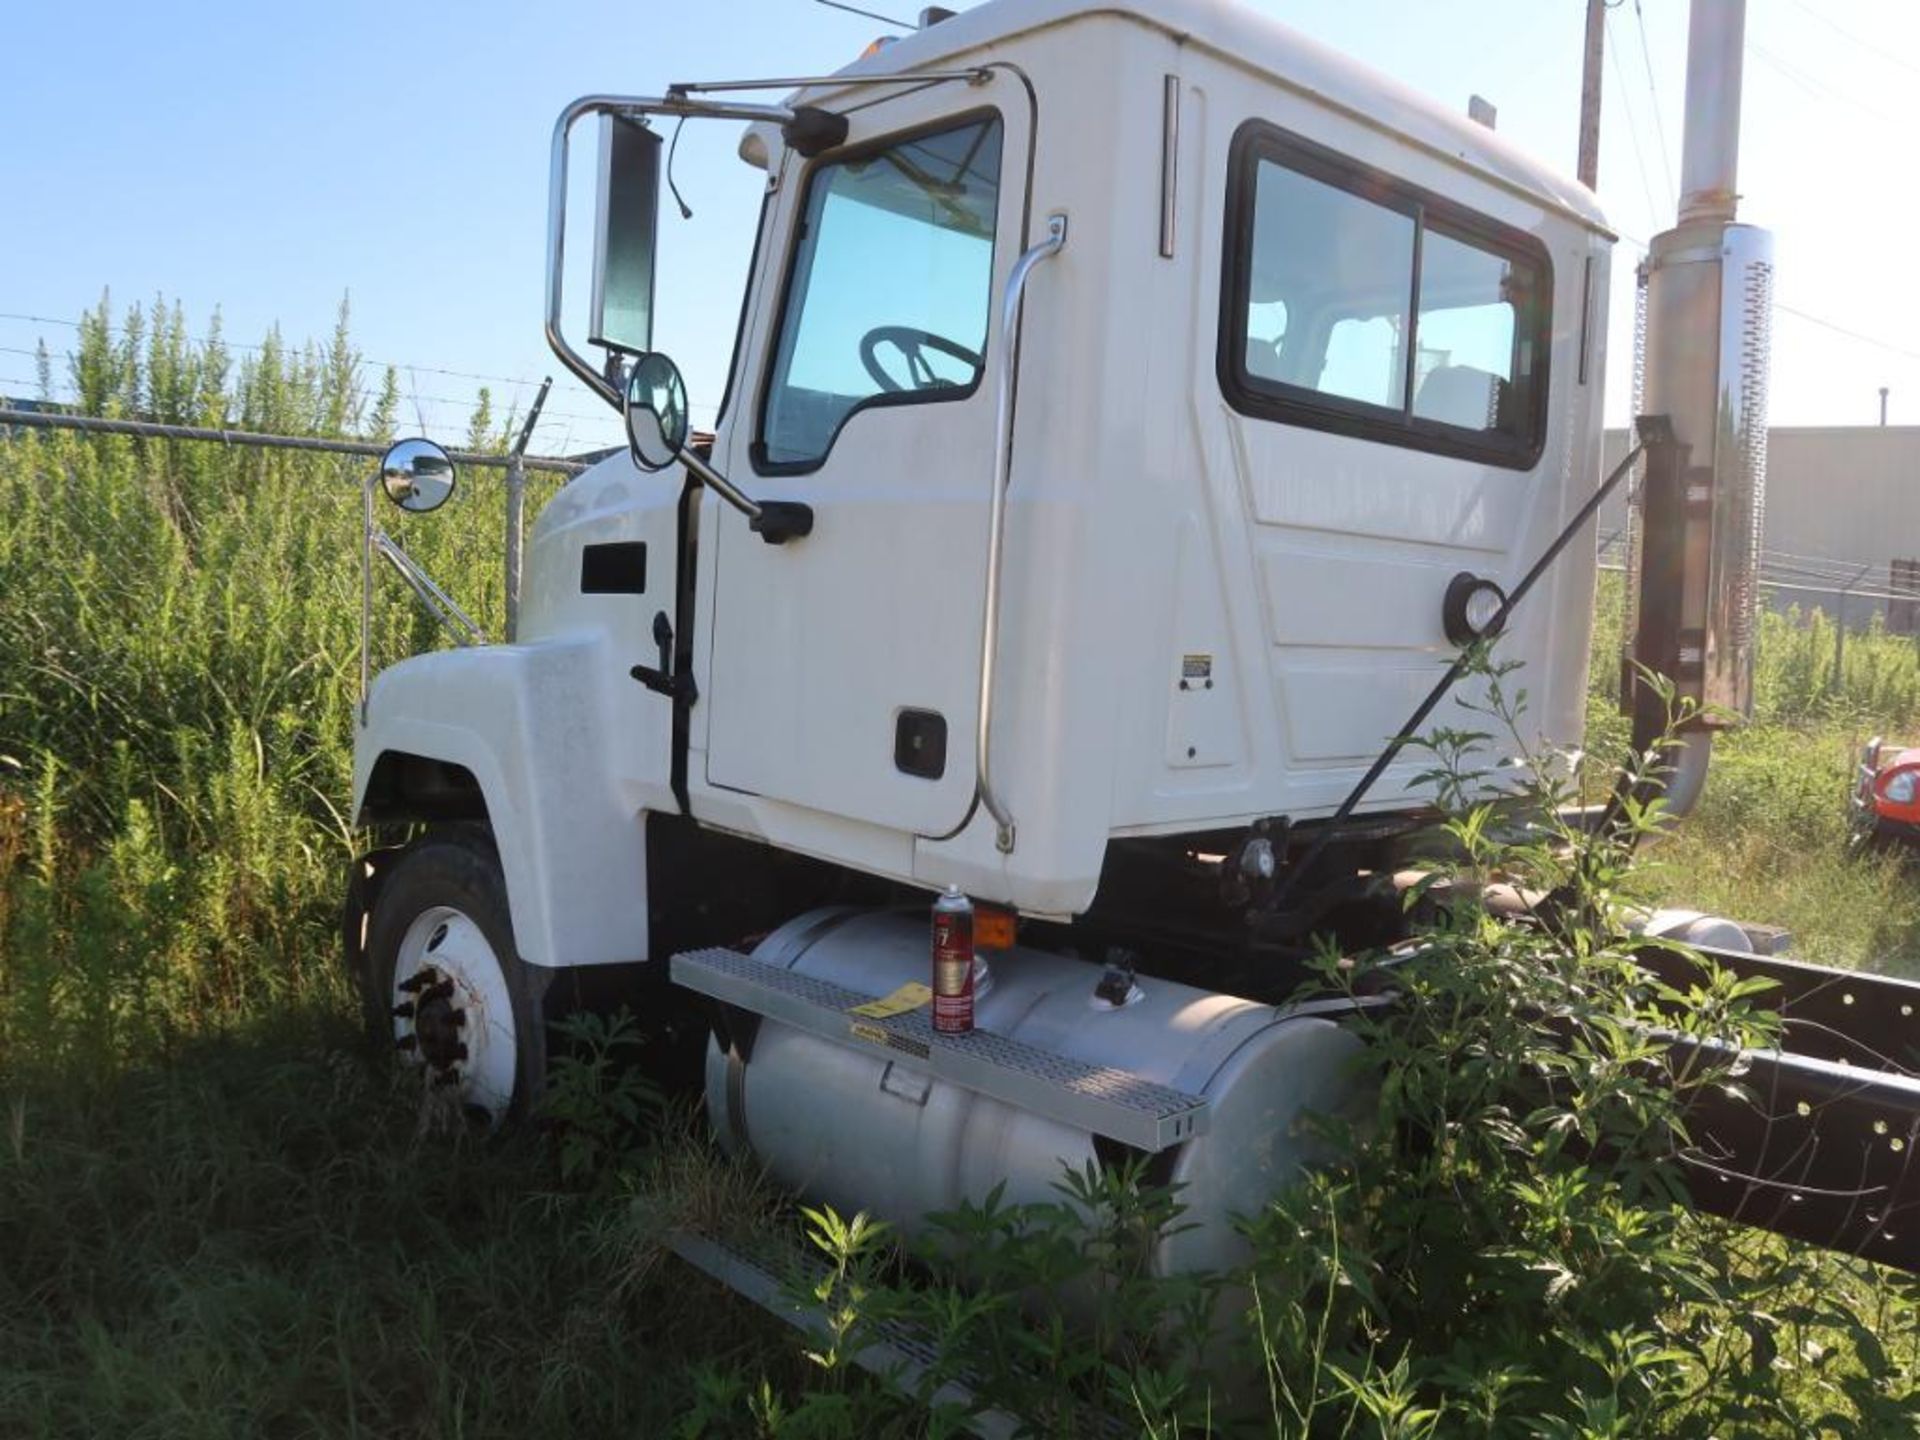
[
  {"left": 6, "top": 301, "right": 1920, "bottom": 1435},
  {"left": 1588, "top": 571, "right": 1920, "bottom": 975},
  {"left": 0, "top": 1016, "right": 780, "bottom": 1437},
  {"left": 0, "top": 295, "right": 559, "bottom": 1084}
]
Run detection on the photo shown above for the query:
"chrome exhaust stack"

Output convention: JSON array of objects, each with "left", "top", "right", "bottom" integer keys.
[{"left": 1620, "top": 0, "right": 1773, "bottom": 814}]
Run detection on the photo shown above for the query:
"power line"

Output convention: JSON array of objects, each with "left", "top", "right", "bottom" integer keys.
[
  {"left": 1629, "top": 0, "right": 1676, "bottom": 211},
  {"left": 1786, "top": 0, "right": 1920, "bottom": 82},
  {"left": 1745, "top": 40, "right": 1905, "bottom": 128},
  {"left": 1775, "top": 303, "right": 1920, "bottom": 365},
  {"left": 1604, "top": 6, "right": 1664, "bottom": 224}
]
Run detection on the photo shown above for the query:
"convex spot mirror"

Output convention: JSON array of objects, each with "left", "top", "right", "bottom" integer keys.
[
  {"left": 379, "top": 438, "right": 457, "bottom": 513},
  {"left": 624, "top": 352, "right": 691, "bottom": 473}
]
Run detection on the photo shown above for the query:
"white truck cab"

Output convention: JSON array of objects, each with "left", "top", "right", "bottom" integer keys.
[
  {"left": 343, "top": 0, "right": 1784, "bottom": 1287},
  {"left": 358, "top": 0, "right": 1613, "bottom": 971}
]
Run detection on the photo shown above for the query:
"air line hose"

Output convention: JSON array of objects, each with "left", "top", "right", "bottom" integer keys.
[{"left": 1268, "top": 422, "right": 1661, "bottom": 911}]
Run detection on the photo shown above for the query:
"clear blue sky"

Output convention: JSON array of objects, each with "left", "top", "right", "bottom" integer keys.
[{"left": 3, "top": 0, "right": 1914, "bottom": 456}]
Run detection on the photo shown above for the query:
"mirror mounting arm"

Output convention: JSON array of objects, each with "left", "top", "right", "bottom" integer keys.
[
  {"left": 677, "top": 448, "right": 814, "bottom": 546},
  {"left": 676, "top": 446, "right": 761, "bottom": 522},
  {"left": 625, "top": 350, "right": 811, "bottom": 545}
]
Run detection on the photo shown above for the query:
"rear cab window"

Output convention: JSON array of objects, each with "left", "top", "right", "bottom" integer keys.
[{"left": 1219, "top": 122, "right": 1551, "bottom": 468}]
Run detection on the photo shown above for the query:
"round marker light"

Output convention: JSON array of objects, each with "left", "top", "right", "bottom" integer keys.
[{"left": 1443, "top": 572, "right": 1509, "bottom": 646}]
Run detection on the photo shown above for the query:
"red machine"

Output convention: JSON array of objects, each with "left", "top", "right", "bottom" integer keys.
[{"left": 1851, "top": 739, "right": 1920, "bottom": 852}]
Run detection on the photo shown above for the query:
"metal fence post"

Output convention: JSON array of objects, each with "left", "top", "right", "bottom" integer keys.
[
  {"left": 504, "top": 379, "right": 553, "bottom": 644},
  {"left": 1833, "top": 562, "right": 1873, "bottom": 695}
]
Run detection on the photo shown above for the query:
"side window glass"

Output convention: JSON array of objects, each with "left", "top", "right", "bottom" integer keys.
[
  {"left": 1413, "top": 229, "right": 1535, "bottom": 438},
  {"left": 1244, "top": 158, "right": 1414, "bottom": 410},
  {"left": 1323, "top": 315, "right": 1405, "bottom": 409},
  {"left": 1244, "top": 299, "right": 1289, "bottom": 382},
  {"left": 758, "top": 115, "right": 1003, "bottom": 471},
  {"left": 1223, "top": 125, "right": 1551, "bottom": 466}
]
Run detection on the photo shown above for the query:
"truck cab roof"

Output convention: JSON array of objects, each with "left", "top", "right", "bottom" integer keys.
[{"left": 802, "top": 0, "right": 1612, "bottom": 237}]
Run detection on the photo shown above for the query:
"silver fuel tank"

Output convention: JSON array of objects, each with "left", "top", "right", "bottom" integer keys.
[{"left": 704, "top": 907, "right": 1363, "bottom": 1276}]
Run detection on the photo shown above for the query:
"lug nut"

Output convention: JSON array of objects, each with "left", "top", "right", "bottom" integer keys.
[
  {"left": 450, "top": 1010, "right": 466, "bottom": 1029},
  {"left": 398, "top": 970, "right": 434, "bottom": 994},
  {"left": 420, "top": 980, "right": 455, "bottom": 1004},
  {"left": 451, "top": 1043, "right": 468, "bottom": 1062},
  {"left": 391, "top": 1002, "right": 415, "bottom": 1020},
  {"left": 395, "top": 1034, "right": 417, "bottom": 1053}
]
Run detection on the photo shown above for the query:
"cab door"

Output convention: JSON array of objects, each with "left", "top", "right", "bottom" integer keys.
[{"left": 704, "top": 87, "right": 1033, "bottom": 835}]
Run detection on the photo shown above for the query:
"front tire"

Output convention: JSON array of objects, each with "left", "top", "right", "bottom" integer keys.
[{"left": 363, "top": 831, "right": 544, "bottom": 1125}]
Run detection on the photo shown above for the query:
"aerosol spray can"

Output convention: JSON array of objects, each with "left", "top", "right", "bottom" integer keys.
[{"left": 931, "top": 884, "right": 976, "bottom": 1034}]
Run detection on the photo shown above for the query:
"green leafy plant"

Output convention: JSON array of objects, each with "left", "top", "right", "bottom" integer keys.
[
  {"left": 1232, "top": 657, "right": 1919, "bottom": 1436},
  {"left": 538, "top": 1006, "right": 665, "bottom": 1187},
  {"left": 7, "top": 302, "right": 1920, "bottom": 1436}
]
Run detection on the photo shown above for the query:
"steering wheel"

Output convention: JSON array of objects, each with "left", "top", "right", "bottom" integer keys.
[{"left": 858, "top": 325, "right": 984, "bottom": 393}]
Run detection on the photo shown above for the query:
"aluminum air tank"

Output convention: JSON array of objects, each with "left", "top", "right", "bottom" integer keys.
[{"left": 704, "top": 908, "right": 1364, "bottom": 1276}]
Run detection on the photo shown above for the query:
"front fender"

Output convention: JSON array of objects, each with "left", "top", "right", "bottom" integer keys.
[{"left": 353, "top": 636, "right": 648, "bottom": 967}]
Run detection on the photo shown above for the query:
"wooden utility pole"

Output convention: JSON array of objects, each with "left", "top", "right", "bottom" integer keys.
[{"left": 1578, "top": 0, "right": 1606, "bottom": 189}]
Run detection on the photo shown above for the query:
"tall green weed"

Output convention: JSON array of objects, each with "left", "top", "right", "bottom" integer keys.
[{"left": 0, "top": 298, "right": 545, "bottom": 1081}]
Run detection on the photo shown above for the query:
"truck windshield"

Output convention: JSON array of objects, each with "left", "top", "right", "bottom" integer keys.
[{"left": 757, "top": 114, "right": 1003, "bottom": 472}]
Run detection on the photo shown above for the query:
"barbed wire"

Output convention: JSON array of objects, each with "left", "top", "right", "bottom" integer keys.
[
  {"left": 0, "top": 312, "right": 713, "bottom": 430},
  {"left": 0, "top": 309, "right": 557, "bottom": 396}
]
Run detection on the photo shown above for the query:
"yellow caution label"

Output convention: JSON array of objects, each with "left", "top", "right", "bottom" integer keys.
[
  {"left": 849, "top": 1021, "right": 890, "bottom": 1047},
  {"left": 848, "top": 982, "right": 932, "bottom": 1019}
]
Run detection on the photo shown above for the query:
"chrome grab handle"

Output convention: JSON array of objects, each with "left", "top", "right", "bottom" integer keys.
[{"left": 974, "top": 213, "right": 1067, "bottom": 855}]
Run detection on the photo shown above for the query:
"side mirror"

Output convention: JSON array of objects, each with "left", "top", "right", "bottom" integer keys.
[
  {"left": 380, "top": 438, "right": 457, "bottom": 513},
  {"left": 589, "top": 115, "right": 662, "bottom": 357},
  {"left": 624, "top": 352, "right": 691, "bottom": 472},
  {"left": 619, "top": 350, "right": 814, "bottom": 546}
]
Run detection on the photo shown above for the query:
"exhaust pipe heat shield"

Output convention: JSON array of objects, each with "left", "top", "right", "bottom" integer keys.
[{"left": 1622, "top": 221, "right": 1774, "bottom": 731}]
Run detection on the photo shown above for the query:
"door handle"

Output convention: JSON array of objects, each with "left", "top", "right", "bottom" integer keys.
[{"left": 631, "top": 610, "right": 697, "bottom": 702}]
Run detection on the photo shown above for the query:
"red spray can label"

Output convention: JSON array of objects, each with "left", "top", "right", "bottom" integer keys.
[{"left": 931, "top": 885, "right": 975, "bottom": 1034}]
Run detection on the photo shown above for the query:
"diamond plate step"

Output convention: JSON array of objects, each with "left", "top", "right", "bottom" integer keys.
[
  {"left": 665, "top": 1228, "right": 1026, "bottom": 1439},
  {"left": 671, "top": 947, "right": 1209, "bottom": 1152}
]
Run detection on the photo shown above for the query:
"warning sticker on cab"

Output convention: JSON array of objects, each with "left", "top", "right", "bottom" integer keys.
[
  {"left": 848, "top": 982, "right": 933, "bottom": 1019},
  {"left": 849, "top": 1022, "right": 890, "bottom": 1047},
  {"left": 1181, "top": 653, "right": 1213, "bottom": 681}
]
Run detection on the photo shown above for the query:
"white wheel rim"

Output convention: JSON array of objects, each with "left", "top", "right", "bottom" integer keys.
[{"left": 391, "top": 904, "right": 517, "bottom": 1122}]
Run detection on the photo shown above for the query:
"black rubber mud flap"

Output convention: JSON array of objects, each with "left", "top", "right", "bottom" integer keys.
[{"left": 341, "top": 846, "right": 404, "bottom": 990}]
